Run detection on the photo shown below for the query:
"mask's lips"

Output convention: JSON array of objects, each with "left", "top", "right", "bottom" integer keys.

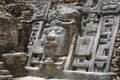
[
  {"left": 45, "top": 42, "right": 57, "bottom": 48},
  {"left": 47, "top": 37, "right": 55, "bottom": 41},
  {"left": 45, "top": 42, "right": 57, "bottom": 56}
]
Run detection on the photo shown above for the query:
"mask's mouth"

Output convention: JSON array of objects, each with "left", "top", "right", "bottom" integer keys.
[
  {"left": 45, "top": 42, "right": 57, "bottom": 54},
  {"left": 47, "top": 37, "right": 55, "bottom": 41},
  {"left": 45, "top": 42, "right": 57, "bottom": 48}
]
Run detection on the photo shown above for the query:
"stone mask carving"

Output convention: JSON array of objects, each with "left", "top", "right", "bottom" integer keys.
[{"left": 43, "top": 26, "right": 67, "bottom": 58}]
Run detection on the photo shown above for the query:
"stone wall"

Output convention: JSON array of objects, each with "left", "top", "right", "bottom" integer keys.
[
  {"left": 2, "top": 52, "right": 27, "bottom": 77},
  {"left": 0, "top": 12, "right": 18, "bottom": 53}
]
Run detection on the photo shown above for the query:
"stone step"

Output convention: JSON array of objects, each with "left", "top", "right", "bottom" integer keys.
[
  {"left": 0, "top": 70, "right": 10, "bottom": 75},
  {"left": 25, "top": 66, "right": 40, "bottom": 71},
  {"left": 55, "top": 70, "right": 111, "bottom": 80},
  {"left": 0, "top": 75, "right": 13, "bottom": 80},
  {"left": 0, "top": 62, "right": 5, "bottom": 69},
  {"left": 31, "top": 60, "right": 40, "bottom": 65},
  {"left": 25, "top": 67, "right": 40, "bottom": 76}
]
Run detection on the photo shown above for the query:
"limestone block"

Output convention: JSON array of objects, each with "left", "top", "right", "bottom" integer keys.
[{"left": 2, "top": 52, "right": 27, "bottom": 77}]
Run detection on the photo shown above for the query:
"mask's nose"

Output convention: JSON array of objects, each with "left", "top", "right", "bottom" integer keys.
[{"left": 47, "top": 30, "right": 56, "bottom": 41}]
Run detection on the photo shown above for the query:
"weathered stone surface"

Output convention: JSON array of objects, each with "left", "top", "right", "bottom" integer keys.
[
  {"left": 34, "top": 3, "right": 80, "bottom": 78},
  {"left": 26, "top": 1, "right": 119, "bottom": 79},
  {"left": 43, "top": 26, "right": 68, "bottom": 57},
  {"left": 5, "top": 0, "right": 15, "bottom": 4},
  {"left": 0, "top": 61, "right": 13, "bottom": 79},
  {"left": 56, "top": 71, "right": 110, "bottom": 80},
  {"left": 5, "top": 3, "right": 33, "bottom": 17},
  {"left": 0, "top": 2, "right": 33, "bottom": 54},
  {"left": 0, "top": 12, "right": 30, "bottom": 55},
  {"left": 2, "top": 52, "right": 27, "bottom": 77},
  {"left": 40, "top": 58, "right": 58, "bottom": 78},
  {"left": 110, "top": 30, "right": 120, "bottom": 80},
  {"left": 0, "top": 62, "right": 5, "bottom": 69},
  {"left": 0, "top": 0, "right": 120, "bottom": 80},
  {"left": 14, "top": 76, "right": 70, "bottom": 80},
  {"left": 25, "top": 67, "right": 40, "bottom": 77},
  {"left": 0, "top": 11, "right": 18, "bottom": 53}
]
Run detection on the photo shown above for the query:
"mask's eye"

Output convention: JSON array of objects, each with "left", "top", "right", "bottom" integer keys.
[
  {"left": 56, "top": 30, "right": 62, "bottom": 34},
  {"left": 110, "top": 0, "right": 118, "bottom": 3},
  {"left": 43, "top": 30, "right": 50, "bottom": 34},
  {"left": 46, "top": 30, "right": 50, "bottom": 34}
]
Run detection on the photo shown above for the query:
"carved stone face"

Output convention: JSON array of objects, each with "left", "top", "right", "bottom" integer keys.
[{"left": 43, "top": 26, "right": 67, "bottom": 57}]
